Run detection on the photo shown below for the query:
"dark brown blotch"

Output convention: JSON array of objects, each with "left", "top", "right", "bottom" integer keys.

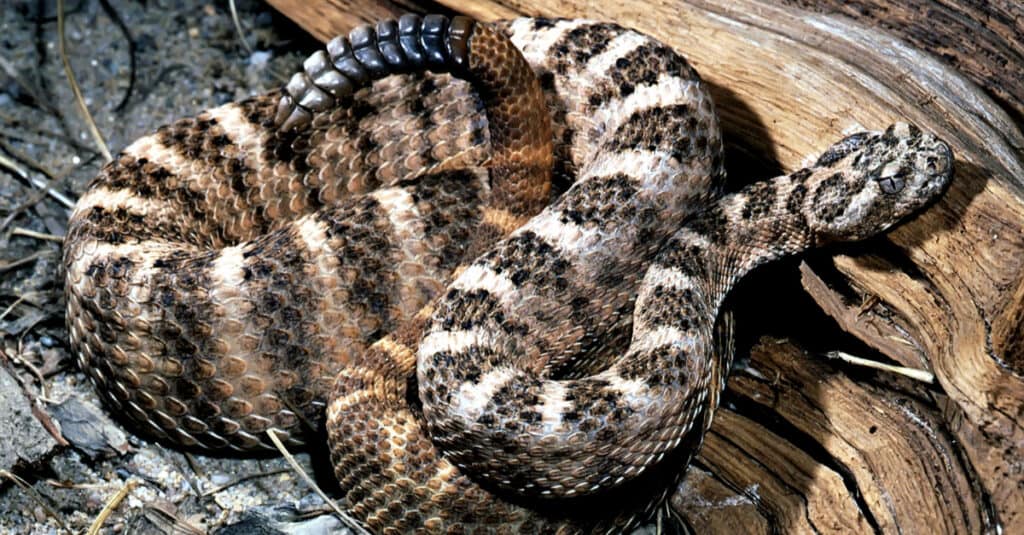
[
  {"left": 660, "top": 240, "right": 708, "bottom": 281},
  {"left": 604, "top": 104, "right": 694, "bottom": 163},
  {"left": 483, "top": 231, "right": 573, "bottom": 294},
  {"left": 815, "top": 132, "right": 872, "bottom": 168},
  {"left": 551, "top": 22, "right": 621, "bottom": 74},
  {"left": 688, "top": 204, "right": 729, "bottom": 246},
  {"left": 741, "top": 180, "right": 776, "bottom": 220},
  {"left": 410, "top": 170, "right": 485, "bottom": 272},
  {"left": 591, "top": 42, "right": 700, "bottom": 104},
  {"left": 637, "top": 284, "right": 704, "bottom": 332},
  {"left": 787, "top": 183, "right": 808, "bottom": 214},
  {"left": 813, "top": 173, "right": 849, "bottom": 223},
  {"left": 559, "top": 173, "right": 638, "bottom": 229},
  {"left": 438, "top": 288, "right": 507, "bottom": 334},
  {"left": 618, "top": 346, "right": 690, "bottom": 387}
]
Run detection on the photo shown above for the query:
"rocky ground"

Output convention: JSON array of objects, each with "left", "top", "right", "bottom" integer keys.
[{"left": 0, "top": 1, "right": 351, "bottom": 533}]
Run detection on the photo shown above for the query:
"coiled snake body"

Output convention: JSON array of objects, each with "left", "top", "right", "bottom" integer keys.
[{"left": 63, "top": 14, "right": 953, "bottom": 533}]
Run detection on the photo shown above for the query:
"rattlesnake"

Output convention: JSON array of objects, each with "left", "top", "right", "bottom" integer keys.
[{"left": 63, "top": 14, "right": 953, "bottom": 533}]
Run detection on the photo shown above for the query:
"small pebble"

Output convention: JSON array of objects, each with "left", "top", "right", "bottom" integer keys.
[
  {"left": 210, "top": 472, "right": 233, "bottom": 486},
  {"left": 249, "top": 50, "right": 272, "bottom": 66}
]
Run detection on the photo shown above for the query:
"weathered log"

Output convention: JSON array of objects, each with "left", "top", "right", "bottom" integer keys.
[
  {"left": 266, "top": 0, "right": 1024, "bottom": 532},
  {"left": 675, "top": 338, "right": 992, "bottom": 533},
  {"left": 778, "top": 0, "right": 1024, "bottom": 128}
]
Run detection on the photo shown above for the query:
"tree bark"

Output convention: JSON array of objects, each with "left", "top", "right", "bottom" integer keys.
[{"left": 266, "top": 0, "right": 1024, "bottom": 532}]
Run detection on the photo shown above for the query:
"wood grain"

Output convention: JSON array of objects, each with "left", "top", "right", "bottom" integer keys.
[
  {"left": 267, "top": 0, "right": 1024, "bottom": 532},
  {"left": 778, "top": 0, "right": 1024, "bottom": 128}
]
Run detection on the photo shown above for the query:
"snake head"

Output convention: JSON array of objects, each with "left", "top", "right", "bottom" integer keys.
[{"left": 804, "top": 122, "right": 953, "bottom": 243}]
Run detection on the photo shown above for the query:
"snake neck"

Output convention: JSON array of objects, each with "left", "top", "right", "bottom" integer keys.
[{"left": 683, "top": 170, "right": 818, "bottom": 311}]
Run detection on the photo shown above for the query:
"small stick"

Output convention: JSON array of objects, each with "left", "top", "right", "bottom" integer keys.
[
  {"left": 0, "top": 150, "right": 76, "bottom": 210},
  {"left": 142, "top": 503, "right": 205, "bottom": 535},
  {"left": 0, "top": 469, "right": 71, "bottom": 531},
  {"left": 0, "top": 295, "right": 27, "bottom": 322},
  {"left": 0, "top": 250, "right": 48, "bottom": 274},
  {"left": 0, "top": 121, "right": 100, "bottom": 154},
  {"left": 0, "top": 57, "right": 61, "bottom": 117},
  {"left": 228, "top": 0, "right": 254, "bottom": 55},
  {"left": 0, "top": 152, "right": 29, "bottom": 181},
  {"left": 46, "top": 480, "right": 119, "bottom": 490},
  {"left": 31, "top": 402, "right": 71, "bottom": 446},
  {"left": 57, "top": 0, "right": 113, "bottom": 163},
  {"left": 0, "top": 138, "right": 64, "bottom": 180},
  {"left": 97, "top": 0, "right": 138, "bottom": 112},
  {"left": 0, "top": 345, "right": 67, "bottom": 444},
  {"left": 0, "top": 188, "right": 48, "bottom": 234},
  {"left": 86, "top": 479, "right": 139, "bottom": 535},
  {"left": 4, "top": 338, "right": 47, "bottom": 390},
  {"left": 181, "top": 451, "right": 207, "bottom": 479},
  {"left": 856, "top": 294, "right": 880, "bottom": 317},
  {"left": 266, "top": 430, "right": 369, "bottom": 535},
  {"left": 11, "top": 227, "right": 65, "bottom": 243},
  {"left": 168, "top": 450, "right": 205, "bottom": 500},
  {"left": 825, "top": 350, "right": 935, "bottom": 383}
]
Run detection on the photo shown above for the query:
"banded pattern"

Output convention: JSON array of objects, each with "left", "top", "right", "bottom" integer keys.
[
  {"left": 65, "top": 15, "right": 553, "bottom": 451},
  {"left": 64, "top": 14, "right": 954, "bottom": 534},
  {"left": 328, "top": 21, "right": 951, "bottom": 532},
  {"left": 318, "top": 18, "right": 735, "bottom": 531}
]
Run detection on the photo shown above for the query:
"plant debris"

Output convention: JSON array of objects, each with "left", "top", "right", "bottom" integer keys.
[{"left": 0, "top": 1, "right": 338, "bottom": 532}]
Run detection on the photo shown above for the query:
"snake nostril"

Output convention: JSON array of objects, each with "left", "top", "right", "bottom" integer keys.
[{"left": 922, "top": 145, "right": 952, "bottom": 176}]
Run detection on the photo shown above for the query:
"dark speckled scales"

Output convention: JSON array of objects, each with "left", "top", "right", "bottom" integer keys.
[
  {"left": 327, "top": 21, "right": 951, "bottom": 533},
  {"left": 65, "top": 13, "right": 955, "bottom": 535},
  {"left": 325, "top": 18, "right": 728, "bottom": 532},
  {"left": 64, "top": 15, "right": 552, "bottom": 451}
]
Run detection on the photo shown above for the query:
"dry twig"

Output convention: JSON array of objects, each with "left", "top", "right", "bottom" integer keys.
[
  {"left": 57, "top": 0, "right": 113, "bottom": 163},
  {"left": 87, "top": 479, "right": 139, "bottom": 535},
  {"left": 141, "top": 503, "right": 206, "bottom": 535},
  {"left": 825, "top": 350, "right": 935, "bottom": 383},
  {"left": 229, "top": 0, "right": 255, "bottom": 55},
  {"left": 97, "top": 0, "right": 138, "bottom": 111},
  {"left": 0, "top": 144, "right": 76, "bottom": 210},
  {"left": 0, "top": 295, "right": 27, "bottom": 322},
  {"left": 11, "top": 227, "right": 64, "bottom": 243},
  {"left": 0, "top": 57, "right": 62, "bottom": 117},
  {"left": 0, "top": 115, "right": 100, "bottom": 154},
  {"left": 0, "top": 250, "right": 48, "bottom": 275},
  {"left": 266, "top": 430, "right": 369, "bottom": 534},
  {"left": 0, "top": 469, "right": 70, "bottom": 531}
]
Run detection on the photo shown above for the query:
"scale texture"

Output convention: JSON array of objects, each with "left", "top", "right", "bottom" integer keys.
[{"left": 63, "top": 16, "right": 953, "bottom": 533}]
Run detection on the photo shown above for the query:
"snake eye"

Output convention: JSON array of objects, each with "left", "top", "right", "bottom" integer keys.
[{"left": 875, "top": 160, "right": 910, "bottom": 195}]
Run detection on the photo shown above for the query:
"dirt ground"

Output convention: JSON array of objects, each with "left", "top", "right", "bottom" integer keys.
[{"left": 0, "top": 1, "right": 355, "bottom": 533}]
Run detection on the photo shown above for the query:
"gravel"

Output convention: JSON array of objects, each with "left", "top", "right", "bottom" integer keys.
[{"left": 0, "top": 1, "right": 346, "bottom": 533}]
